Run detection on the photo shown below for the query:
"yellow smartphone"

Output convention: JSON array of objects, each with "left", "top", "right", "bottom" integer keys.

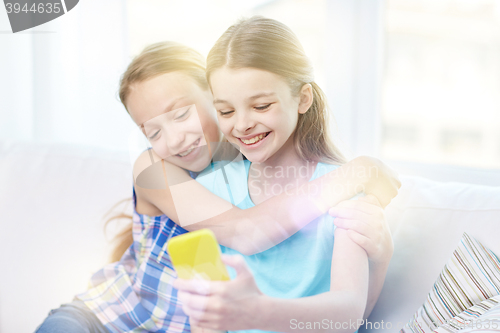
[{"left": 167, "top": 228, "right": 230, "bottom": 281}]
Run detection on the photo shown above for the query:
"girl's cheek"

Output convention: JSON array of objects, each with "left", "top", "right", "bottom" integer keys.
[
  {"left": 196, "top": 107, "right": 219, "bottom": 136},
  {"left": 151, "top": 143, "right": 167, "bottom": 159},
  {"left": 197, "top": 114, "right": 216, "bottom": 137},
  {"left": 186, "top": 111, "right": 206, "bottom": 134},
  {"left": 202, "top": 122, "right": 220, "bottom": 144},
  {"left": 216, "top": 116, "right": 230, "bottom": 136}
]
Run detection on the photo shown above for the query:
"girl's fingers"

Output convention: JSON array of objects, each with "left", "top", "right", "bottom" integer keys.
[
  {"left": 190, "top": 316, "right": 220, "bottom": 331},
  {"left": 221, "top": 254, "right": 252, "bottom": 278},
  {"left": 358, "top": 194, "right": 382, "bottom": 207},
  {"left": 173, "top": 279, "right": 193, "bottom": 292},
  {"left": 173, "top": 278, "right": 208, "bottom": 294},
  {"left": 334, "top": 218, "right": 376, "bottom": 238},
  {"left": 186, "top": 307, "right": 210, "bottom": 324},
  {"left": 173, "top": 278, "right": 224, "bottom": 296},
  {"left": 178, "top": 291, "right": 210, "bottom": 312},
  {"left": 346, "top": 229, "right": 375, "bottom": 255},
  {"left": 187, "top": 303, "right": 224, "bottom": 330}
]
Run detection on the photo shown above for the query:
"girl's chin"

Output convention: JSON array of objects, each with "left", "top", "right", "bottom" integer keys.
[
  {"left": 165, "top": 147, "right": 212, "bottom": 172},
  {"left": 190, "top": 159, "right": 212, "bottom": 172},
  {"left": 169, "top": 159, "right": 209, "bottom": 173},
  {"left": 241, "top": 150, "right": 270, "bottom": 164}
]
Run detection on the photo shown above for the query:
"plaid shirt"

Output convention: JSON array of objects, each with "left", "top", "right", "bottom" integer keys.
[{"left": 76, "top": 185, "right": 190, "bottom": 333}]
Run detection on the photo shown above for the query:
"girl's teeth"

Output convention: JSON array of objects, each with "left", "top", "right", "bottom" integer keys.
[
  {"left": 241, "top": 133, "right": 266, "bottom": 144},
  {"left": 178, "top": 147, "right": 195, "bottom": 157},
  {"left": 177, "top": 139, "right": 201, "bottom": 157}
]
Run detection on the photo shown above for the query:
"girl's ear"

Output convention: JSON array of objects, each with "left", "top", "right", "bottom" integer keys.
[{"left": 298, "top": 83, "right": 314, "bottom": 114}]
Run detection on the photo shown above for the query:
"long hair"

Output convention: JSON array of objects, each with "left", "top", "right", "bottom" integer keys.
[
  {"left": 108, "top": 42, "right": 211, "bottom": 262},
  {"left": 104, "top": 198, "right": 134, "bottom": 263},
  {"left": 206, "top": 16, "right": 346, "bottom": 164}
]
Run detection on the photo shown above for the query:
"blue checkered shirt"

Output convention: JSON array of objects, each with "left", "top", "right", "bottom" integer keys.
[{"left": 76, "top": 185, "right": 191, "bottom": 332}]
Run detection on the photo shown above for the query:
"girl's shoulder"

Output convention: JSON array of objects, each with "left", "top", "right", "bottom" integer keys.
[
  {"left": 197, "top": 154, "right": 249, "bottom": 178},
  {"left": 133, "top": 187, "right": 165, "bottom": 217},
  {"left": 195, "top": 156, "right": 249, "bottom": 206},
  {"left": 132, "top": 149, "right": 167, "bottom": 211},
  {"left": 132, "top": 149, "right": 166, "bottom": 216},
  {"left": 311, "top": 161, "right": 341, "bottom": 180}
]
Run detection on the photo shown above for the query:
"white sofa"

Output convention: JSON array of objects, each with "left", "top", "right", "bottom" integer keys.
[{"left": 1, "top": 141, "right": 499, "bottom": 333}]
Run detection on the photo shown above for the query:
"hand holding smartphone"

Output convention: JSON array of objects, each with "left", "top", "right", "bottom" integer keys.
[
  {"left": 168, "top": 229, "right": 229, "bottom": 333},
  {"left": 167, "top": 228, "right": 230, "bottom": 281}
]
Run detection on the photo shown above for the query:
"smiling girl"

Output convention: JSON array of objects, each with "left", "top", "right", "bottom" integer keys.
[
  {"left": 173, "top": 17, "right": 396, "bottom": 333},
  {"left": 35, "top": 40, "right": 398, "bottom": 333}
]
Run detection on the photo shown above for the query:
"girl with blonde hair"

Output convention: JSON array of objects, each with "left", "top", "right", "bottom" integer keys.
[{"left": 174, "top": 16, "right": 396, "bottom": 333}]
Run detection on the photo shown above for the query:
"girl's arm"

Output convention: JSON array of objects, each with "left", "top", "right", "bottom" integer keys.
[
  {"left": 134, "top": 150, "right": 399, "bottom": 255},
  {"left": 330, "top": 195, "right": 393, "bottom": 320},
  {"left": 257, "top": 229, "right": 369, "bottom": 333},
  {"left": 173, "top": 229, "right": 369, "bottom": 333}
]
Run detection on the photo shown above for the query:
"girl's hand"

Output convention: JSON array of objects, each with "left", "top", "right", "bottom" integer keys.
[
  {"left": 189, "top": 319, "right": 226, "bottom": 333},
  {"left": 352, "top": 156, "right": 401, "bottom": 208},
  {"left": 329, "top": 194, "right": 393, "bottom": 267},
  {"left": 172, "top": 254, "right": 264, "bottom": 331}
]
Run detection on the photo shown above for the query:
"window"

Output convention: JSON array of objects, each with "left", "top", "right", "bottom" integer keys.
[{"left": 381, "top": 0, "right": 500, "bottom": 169}]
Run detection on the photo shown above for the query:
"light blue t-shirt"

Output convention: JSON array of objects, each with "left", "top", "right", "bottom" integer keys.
[{"left": 196, "top": 159, "right": 342, "bottom": 333}]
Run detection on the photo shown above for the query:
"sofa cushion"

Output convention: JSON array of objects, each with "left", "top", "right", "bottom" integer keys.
[
  {"left": 456, "top": 301, "right": 500, "bottom": 332},
  {"left": 433, "top": 295, "right": 500, "bottom": 333},
  {"left": 401, "top": 233, "right": 500, "bottom": 333},
  {"left": 0, "top": 141, "right": 133, "bottom": 333}
]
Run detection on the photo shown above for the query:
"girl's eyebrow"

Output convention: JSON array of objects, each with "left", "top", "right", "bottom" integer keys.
[
  {"left": 213, "top": 92, "right": 275, "bottom": 105},
  {"left": 247, "top": 92, "right": 276, "bottom": 101},
  {"left": 213, "top": 98, "right": 228, "bottom": 105},
  {"left": 247, "top": 92, "right": 275, "bottom": 101},
  {"left": 138, "top": 97, "right": 190, "bottom": 127},
  {"left": 164, "top": 96, "right": 189, "bottom": 113}
]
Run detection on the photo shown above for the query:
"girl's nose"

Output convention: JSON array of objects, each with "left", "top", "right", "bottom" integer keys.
[
  {"left": 163, "top": 126, "right": 185, "bottom": 154},
  {"left": 234, "top": 111, "right": 255, "bottom": 134}
]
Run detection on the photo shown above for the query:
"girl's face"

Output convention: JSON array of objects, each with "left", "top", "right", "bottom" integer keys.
[
  {"left": 126, "top": 71, "right": 220, "bottom": 172},
  {"left": 210, "top": 67, "right": 310, "bottom": 163}
]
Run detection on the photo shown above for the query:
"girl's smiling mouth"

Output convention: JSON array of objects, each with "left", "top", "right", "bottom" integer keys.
[
  {"left": 176, "top": 138, "right": 201, "bottom": 158},
  {"left": 238, "top": 131, "right": 271, "bottom": 148}
]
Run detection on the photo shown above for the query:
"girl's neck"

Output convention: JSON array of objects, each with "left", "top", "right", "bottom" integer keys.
[
  {"left": 248, "top": 135, "right": 317, "bottom": 205},
  {"left": 260, "top": 135, "right": 314, "bottom": 172}
]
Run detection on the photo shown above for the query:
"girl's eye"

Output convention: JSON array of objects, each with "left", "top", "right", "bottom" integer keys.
[
  {"left": 255, "top": 103, "right": 272, "bottom": 111},
  {"left": 175, "top": 107, "right": 191, "bottom": 120},
  {"left": 219, "top": 110, "right": 234, "bottom": 116},
  {"left": 149, "top": 130, "right": 160, "bottom": 140}
]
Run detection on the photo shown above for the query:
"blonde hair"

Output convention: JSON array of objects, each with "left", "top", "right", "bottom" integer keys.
[
  {"left": 206, "top": 16, "right": 346, "bottom": 164},
  {"left": 104, "top": 198, "right": 134, "bottom": 263},
  {"left": 109, "top": 41, "right": 212, "bottom": 262},
  {"left": 119, "top": 41, "right": 209, "bottom": 109}
]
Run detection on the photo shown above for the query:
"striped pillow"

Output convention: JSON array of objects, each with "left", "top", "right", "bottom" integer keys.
[
  {"left": 457, "top": 301, "right": 500, "bottom": 332},
  {"left": 401, "top": 233, "right": 500, "bottom": 333},
  {"left": 433, "top": 295, "right": 500, "bottom": 332}
]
